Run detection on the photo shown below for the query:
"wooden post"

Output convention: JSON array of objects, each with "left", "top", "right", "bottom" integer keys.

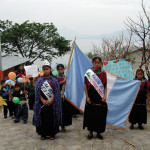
[{"left": 61, "top": 37, "right": 76, "bottom": 98}]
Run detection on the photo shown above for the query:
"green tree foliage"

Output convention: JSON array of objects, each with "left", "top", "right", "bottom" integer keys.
[{"left": 0, "top": 20, "right": 70, "bottom": 64}]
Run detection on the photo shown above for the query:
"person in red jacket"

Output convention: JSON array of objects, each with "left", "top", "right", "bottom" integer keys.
[
  {"left": 15, "top": 65, "right": 26, "bottom": 78},
  {"left": 129, "top": 68, "right": 150, "bottom": 130}
]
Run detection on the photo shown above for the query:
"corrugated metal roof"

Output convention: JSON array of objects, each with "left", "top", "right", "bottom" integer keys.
[{"left": 2, "top": 56, "right": 30, "bottom": 71}]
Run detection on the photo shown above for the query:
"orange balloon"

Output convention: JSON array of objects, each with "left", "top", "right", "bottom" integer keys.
[
  {"left": 40, "top": 72, "right": 44, "bottom": 76},
  {"left": 8, "top": 72, "right": 16, "bottom": 80},
  {"left": 22, "top": 77, "right": 28, "bottom": 83}
]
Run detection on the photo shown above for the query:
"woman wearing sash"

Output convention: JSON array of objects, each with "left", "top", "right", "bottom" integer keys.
[
  {"left": 33, "top": 62, "right": 62, "bottom": 140},
  {"left": 83, "top": 57, "right": 108, "bottom": 140}
]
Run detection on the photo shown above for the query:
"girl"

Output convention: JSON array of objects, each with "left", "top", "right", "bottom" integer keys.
[
  {"left": 55, "top": 64, "right": 72, "bottom": 132},
  {"left": 33, "top": 62, "right": 62, "bottom": 140},
  {"left": 83, "top": 57, "right": 108, "bottom": 140},
  {"left": 129, "top": 68, "right": 150, "bottom": 130},
  {"left": 15, "top": 65, "right": 26, "bottom": 78}
]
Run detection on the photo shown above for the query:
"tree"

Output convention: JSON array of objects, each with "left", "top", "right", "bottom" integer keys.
[
  {"left": 125, "top": 0, "right": 150, "bottom": 80},
  {"left": 86, "top": 33, "right": 134, "bottom": 61},
  {"left": 0, "top": 20, "right": 71, "bottom": 64}
]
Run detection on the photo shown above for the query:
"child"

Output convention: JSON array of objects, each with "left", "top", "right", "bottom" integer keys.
[
  {"left": 14, "top": 85, "right": 28, "bottom": 124},
  {"left": 15, "top": 65, "right": 26, "bottom": 78},
  {"left": 28, "top": 77, "right": 35, "bottom": 110},
  {"left": 0, "top": 80, "right": 13, "bottom": 118},
  {"left": 83, "top": 57, "right": 108, "bottom": 140},
  {"left": 11, "top": 84, "right": 21, "bottom": 118},
  {"left": 55, "top": 64, "right": 73, "bottom": 132},
  {"left": 33, "top": 62, "right": 62, "bottom": 140},
  {"left": 129, "top": 68, "right": 150, "bottom": 130}
]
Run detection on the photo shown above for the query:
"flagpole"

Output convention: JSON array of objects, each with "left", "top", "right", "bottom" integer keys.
[{"left": 61, "top": 37, "right": 76, "bottom": 98}]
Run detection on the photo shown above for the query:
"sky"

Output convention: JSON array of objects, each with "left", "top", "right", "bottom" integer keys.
[
  {"left": 0, "top": 0, "right": 149, "bottom": 66},
  {"left": 1, "top": 0, "right": 149, "bottom": 36}
]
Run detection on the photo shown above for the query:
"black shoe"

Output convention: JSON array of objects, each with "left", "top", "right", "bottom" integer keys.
[
  {"left": 4, "top": 116, "right": 7, "bottom": 119},
  {"left": 23, "top": 120, "right": 27, "bottom": 124},
  {"left": 97, "top": 134, "right": 103, "bottom": 140},
  {"left": 14, "top": 120, "right": 19, "bottom": 123},
  {"left": 138, "top": 125, "right": 144, "bottom": 130},
  {"left": 87, "top": 134, "right": 93, "bottom": 139},
  {"left": 130, "top": 125, "right": 134, "bottom": 129},
  {"left": 61, "top": 127, "right": 66, "bottom": 133}
]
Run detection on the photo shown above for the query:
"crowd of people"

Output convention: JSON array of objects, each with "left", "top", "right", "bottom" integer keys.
[{"left": 0, "top": 57, "right": 150, "bottom": 141}]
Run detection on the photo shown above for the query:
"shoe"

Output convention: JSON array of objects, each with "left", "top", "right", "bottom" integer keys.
[
  {"left": 97, "top": 134, "right": 103, "bottom": 140},
  {"left": 4, "top": 116, "right": 7, "bottom": 119},
  {"left": 87, "top": 134, "right": 93, "bottom": 139},
  {"left": 138, "top": 125, "right": 144, "bottom": 130},
  {"left": 61, "top": 127, "right": 66, "bottom": 133},
  {"left": 14, "top": 120, "right": 19, "bottom": 123},
  {"left": 41, "top": 136, "right": 46, "bottom": 140},
  {"left": 130, "top": 125, "right": 134, "bottom": 129},
  {"left": 11, "top": 116, "right": 15, "bottom": 119},
  {"left": 23, "top": 120, "right": 27, "bottom": 124},
  {"left": 50, "top": 136, "right": 55, "bottom": 140}
]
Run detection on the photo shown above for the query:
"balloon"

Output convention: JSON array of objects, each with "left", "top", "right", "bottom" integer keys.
[
  {"left": 40, "top": 72, "right": 44, "bottom": 76},
  {"left": 22, "top": 77, "right": 28, "bottom": 83},
  {"left": 5, "top": 80, "right": 15, "bottom": 86},
  {"left": 17, "top": 77, "right": 22, "bottom": 83},
  {"left": 8, "top": 72, "right": 16, "bottom": 80},
  {"left": 52, "top": 70, "right": 58, "bottom": 76},
  {"left": 12, "top": 74, "right": 16, "bottom": 80},
  {"left": 13, "top": 97, "right": 20, "bottom": 104}
]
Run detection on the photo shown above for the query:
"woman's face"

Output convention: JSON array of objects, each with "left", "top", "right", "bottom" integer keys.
[
  {"left": 136, "top": 71, "right": 144, "bottom": 80},
  {"left": 93, "top": 59, "right": 101, "bottom": 70},
  {"left": 19, "top": 66, "right": 24, "bottom": 70},
  {"left": 57, "top": 67, "right": 64, "bottom": 75},
  {"left": 43, "top": 66, "right": 51, "bottom": 76}
]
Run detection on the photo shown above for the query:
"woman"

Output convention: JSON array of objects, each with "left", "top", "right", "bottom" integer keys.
[
  {"left": 33, "top": 62, "right": 62, "bottom": 140},
  {"left": 83, "top": 57, "right": 108, "bottom": 140}
]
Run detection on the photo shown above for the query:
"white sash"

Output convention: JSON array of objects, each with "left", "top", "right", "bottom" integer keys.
[
  {"left": 41, "top": 80, "right": 53, "bottom": 100},
  {"left": 85, "top": 69, "right": 104, "bottom": 98}
]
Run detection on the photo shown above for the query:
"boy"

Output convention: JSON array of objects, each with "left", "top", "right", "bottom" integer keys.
[
  {"left": 0, "top": 80, "right": 13, "bottom": 118},
  {"left": 14, "top": 85, "right": 28, "bottom": 124}
]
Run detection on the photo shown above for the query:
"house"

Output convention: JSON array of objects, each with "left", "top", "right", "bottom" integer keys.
[
  {"left": 127, "top": 49, "right": 150, "bottom": 79},
  {"left": 1, "top": 56, "right": 30, "bottom": 80}
]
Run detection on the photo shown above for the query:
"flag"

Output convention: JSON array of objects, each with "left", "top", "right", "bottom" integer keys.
[
  {"left": 64, "top": 43, "right": 140, "bottom": 128},
  {"left": 0, "top": 96, "right": 7, "bottom": 106}
]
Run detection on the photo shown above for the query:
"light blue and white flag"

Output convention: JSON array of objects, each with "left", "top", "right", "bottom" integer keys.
[{"left": 64, "top": 43, "right": 140, "bottom": 128}]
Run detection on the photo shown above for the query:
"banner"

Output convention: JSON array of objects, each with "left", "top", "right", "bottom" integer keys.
[
  {"left": 103, "top": 59, "right": 134, "bottom": 79},
  {"left": 25, "top": 65, "right": 38, "bottom": 77}
]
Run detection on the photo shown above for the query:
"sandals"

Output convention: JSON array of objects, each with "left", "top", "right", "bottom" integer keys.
[
  {"left": 87, "top": 134, "right": 93, "bottom": 139},
  {"left": 97, "top": 134, "right": 103, "bottom": 140},
  {"left": 130, "top": 124, "right": 134, "bottom": 129},
  {"left": 40, "top": 137, "right": 46, "bottom": 140},
  {"left": 138, "top": 125, "right": 144, "bottom": 130},
  {"left": 50, "top": 136, "right": 55, "bottom": 140}
]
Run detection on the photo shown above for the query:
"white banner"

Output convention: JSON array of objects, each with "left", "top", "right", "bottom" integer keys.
[{"left": 25, "top": 65, "right": 38, "bottom": 77}]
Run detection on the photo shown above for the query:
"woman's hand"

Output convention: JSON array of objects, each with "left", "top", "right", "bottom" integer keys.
[
  {"left": 87, "top": 97, "right": 91, "bottom": 104},
  {"left": 42, "top": 100, "right": 48, "bottom": 106},
  {"left": 47, "top": 99, "right": 54, "bottom": 106},
  {"left": 146, "top": 98, "right": 149, "bottom": 106},
  {"left": 60, "top": 79, "right": 66, "bottom": 85},
  {"left": 102, "top": 95, "right": 107, "bottom": 102}
]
